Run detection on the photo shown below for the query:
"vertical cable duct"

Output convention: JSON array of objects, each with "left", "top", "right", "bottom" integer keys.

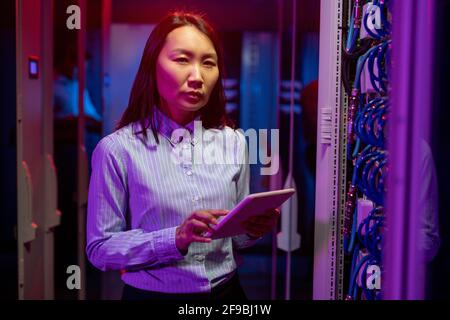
[
  {"left": 271, "top": 0, "right": 284, "bottom": 301},
  {"left": 285, "top": 0, "right": 297, "bottom": 300}
]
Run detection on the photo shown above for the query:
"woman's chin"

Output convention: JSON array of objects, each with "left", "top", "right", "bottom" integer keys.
[{"left": 179, "top": 102, "right": 205, "bottom": 113}]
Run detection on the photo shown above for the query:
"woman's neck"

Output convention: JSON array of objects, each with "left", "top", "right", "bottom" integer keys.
[{"left": 158, "top": 104, "right": 198, "bottom": 127}]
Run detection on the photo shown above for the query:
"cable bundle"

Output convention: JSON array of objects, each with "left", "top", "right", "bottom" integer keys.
[
  {"left": 342, "top": 0, "right": 391, "bottom": 300},
  {"left": 347, "top": 207, "right": 384, "bottom": 300}
]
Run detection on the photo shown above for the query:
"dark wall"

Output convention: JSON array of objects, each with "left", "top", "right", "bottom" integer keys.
[
  {"left": 430, "top": 0, "right": 450, "bottom": 300},
  {"left": 0, "top": 0, "right": 18, "bottom": 299}
]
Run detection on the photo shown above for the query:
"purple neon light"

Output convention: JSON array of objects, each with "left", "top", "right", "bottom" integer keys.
[{"left": 384, "top": 0, "right": 435, "bottom": 300}]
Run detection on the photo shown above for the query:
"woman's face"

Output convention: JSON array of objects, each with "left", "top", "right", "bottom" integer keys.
[{"left": 156, "top": 25, "right": 219, "bottom": 124}]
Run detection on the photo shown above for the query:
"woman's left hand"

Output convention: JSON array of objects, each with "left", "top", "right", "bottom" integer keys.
[{"left": 241, "top": 208, "right": 281, "bottom": 239}]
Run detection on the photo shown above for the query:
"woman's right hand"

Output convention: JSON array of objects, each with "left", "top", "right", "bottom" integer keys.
[{"left": 175, "top": 209, "right": 228, "bottom": 254}]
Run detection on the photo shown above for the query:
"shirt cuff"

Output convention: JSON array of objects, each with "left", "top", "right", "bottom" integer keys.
[{"left": 153, "top": 226, "right": 185, "bottom": 264}]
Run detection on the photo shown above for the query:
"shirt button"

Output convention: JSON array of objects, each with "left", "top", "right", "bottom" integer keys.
[
  {"left": 171, "top": 136, "right": 183, "bottom": 144},
  {"left": 182, "top": 144, "right": 190, "bottom": 149},
  {"left": 186, "top": 170, "right": 193, "bottom": 176},
  {"left": 192, "top": 196, "right": 200, "bottom": 202},
  {"left": 195, "top": 255, "right": 205, "bottom": 262}
]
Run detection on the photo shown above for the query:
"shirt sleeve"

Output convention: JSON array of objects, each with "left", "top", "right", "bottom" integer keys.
[
  {"left": 231, "top": 130, "right": 262, "bottom": 250},
  {"left": 86, "top": 136, "right": 184, "bottom": 272}
]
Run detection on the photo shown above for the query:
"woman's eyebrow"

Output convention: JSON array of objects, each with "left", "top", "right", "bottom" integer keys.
[{"left": 171, "top": 48, "right": 217, "bottom": 60}]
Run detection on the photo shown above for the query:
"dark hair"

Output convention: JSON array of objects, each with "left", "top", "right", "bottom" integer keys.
[{"left": 116, "top": 11, "right": 233, "bottom": 143}]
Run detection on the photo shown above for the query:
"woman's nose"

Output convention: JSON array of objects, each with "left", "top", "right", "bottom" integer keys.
[{"left": 187, "top": 64, "right": 203, "bottom": 88}]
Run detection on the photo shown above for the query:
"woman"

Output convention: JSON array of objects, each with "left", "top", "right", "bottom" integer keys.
[{"left": 86, "top": 11, "right": 279, "bottom": 300}]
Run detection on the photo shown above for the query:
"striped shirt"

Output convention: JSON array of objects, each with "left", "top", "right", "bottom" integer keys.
[{"left": 86, "top": 107, "right": 258, "bottom": 293}]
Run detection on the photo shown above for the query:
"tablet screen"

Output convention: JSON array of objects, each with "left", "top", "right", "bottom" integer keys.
[{"left": 206, "top": 188, "right": 295, "bottom": 239}]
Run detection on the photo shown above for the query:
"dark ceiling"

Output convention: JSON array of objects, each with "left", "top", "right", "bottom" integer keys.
[{"left": 111, "top": 0, "right": 320, "bottom": 33}]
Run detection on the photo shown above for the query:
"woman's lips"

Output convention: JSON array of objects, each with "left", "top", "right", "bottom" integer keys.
[{"left": 184, "top": 92, "right": 203, "bottom": 103}]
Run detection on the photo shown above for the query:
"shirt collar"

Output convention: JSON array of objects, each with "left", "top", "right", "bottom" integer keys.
[{"left": 154, "top": 107, "right": 200, "bottom": 145}]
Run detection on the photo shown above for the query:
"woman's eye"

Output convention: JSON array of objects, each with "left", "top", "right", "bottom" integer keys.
[
  {"left": 175, "top": 57, "right": 188, "bottom": 63},
  {"left": 204, "top": 60, "right": 217, "bottom": 67}
]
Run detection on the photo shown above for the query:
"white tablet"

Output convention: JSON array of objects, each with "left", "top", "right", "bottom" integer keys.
[{"left": 205, "top": 188, "right": 296, "bottom": 239}]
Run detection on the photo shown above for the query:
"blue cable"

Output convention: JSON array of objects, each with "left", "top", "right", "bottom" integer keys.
[
  {"left": 349, "top": 252, "right": 371, "bottom": 300},
  {"left": 368, "top": 158, "right": 388, "bottom": 205},
  {"left": 362, "top": 151, "right": 385, "bottom": 201},
  {"left": 362, "top": 0, "right": 391, "bottom": 40},
  {"left": 345, "top": 207, "right": 358, "bottom": 254},
  {"left": 359, "top": 151, "right": 385, "bottom": 203},
  {"left": 367, "top": 41, "right": 390, "bottom": 93},
  {"left": 345, "top": 0, "right": 391, "bottom": 301}
]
